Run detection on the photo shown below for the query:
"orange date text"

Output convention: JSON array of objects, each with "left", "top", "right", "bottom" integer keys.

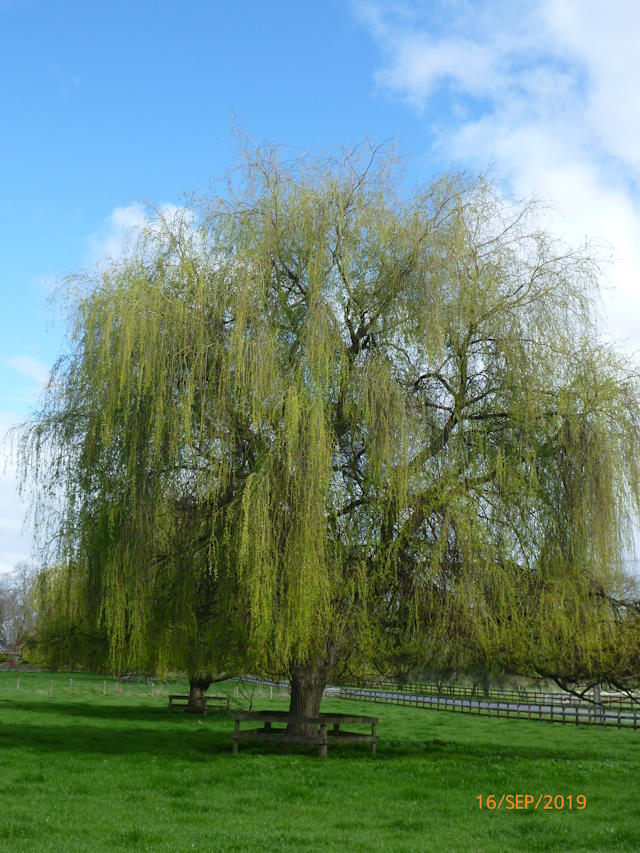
[{"left": 477, "top": 793, "right": 587, "bottom": 811}]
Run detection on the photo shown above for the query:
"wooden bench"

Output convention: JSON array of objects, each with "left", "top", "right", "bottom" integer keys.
[
  {"left": 231, "top": 710, "right": 378, "bottom": 757},
  {"left": 168, "top": 693, "right": 230, "bottom": 714}
]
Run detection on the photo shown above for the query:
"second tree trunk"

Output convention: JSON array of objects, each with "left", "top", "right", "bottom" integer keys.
[{"left": 186, "top": 674, "right": 212, "bottom": 713}]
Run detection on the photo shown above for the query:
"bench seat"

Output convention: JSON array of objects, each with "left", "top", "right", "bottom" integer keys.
[
  {"left": 231, "top": 710, "right": 378, "bottom": 757},
  {"left": 168, "top": 693, "right": 229, "bottom": 714}
]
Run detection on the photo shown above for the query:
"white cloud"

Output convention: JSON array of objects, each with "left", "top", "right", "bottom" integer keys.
[
  {"left": 542, "top": 0, "right": 640, "bottom": 171},
  {"left": 6, "top": 355, "right": 50, "bottom": 386},
  {"left": 88, "top": 202, "right": 149, "bottom": 263},
  {"left": 356, "top": 0, "right": 640, "bottom": 360},
  {"left": 88, "top": 202, "right": 198, "bottom": 266},
  {"left": 375, "top": 34, "right": 500, "bottom": 106}
]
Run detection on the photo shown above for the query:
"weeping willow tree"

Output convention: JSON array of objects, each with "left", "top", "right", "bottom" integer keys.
[{"left": 19, "top": 142, "right": 640, "bottom": 728}]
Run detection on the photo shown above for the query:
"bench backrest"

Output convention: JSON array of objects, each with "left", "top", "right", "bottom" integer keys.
[{"left": 231, "top": 711, "right": 377, "bottom": 725}]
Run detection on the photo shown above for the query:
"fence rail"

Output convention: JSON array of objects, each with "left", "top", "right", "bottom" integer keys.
[
  {"left": 343, "top": 678, "right": 640, "bottom": 708},
  {"left": 338, "top": 687, "right": 639, "bottom": 728}
]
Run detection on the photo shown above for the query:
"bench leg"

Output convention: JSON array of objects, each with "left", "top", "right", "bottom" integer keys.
[
  {"left": 319, "top": 723, "right": 328, "bottom": 758},
  {"left": 232, "top": 739, "right": 238, "bottom": 754}
]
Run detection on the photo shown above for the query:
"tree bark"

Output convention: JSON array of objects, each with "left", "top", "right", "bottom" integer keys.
[
  {"left": 186, "top": 674, "right": 212, "bottom": 713},
  {"left": 287, "top": 657, "right": 333, "bottom": 736}
]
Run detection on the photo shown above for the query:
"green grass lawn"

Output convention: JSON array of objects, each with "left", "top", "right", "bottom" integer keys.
[{"left": 1, "top": 671, "right": 638, "bottom": 852}]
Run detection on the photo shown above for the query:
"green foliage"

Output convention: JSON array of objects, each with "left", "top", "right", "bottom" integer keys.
[
  {"left": 19, "top": 142, "right": 640, "bottom": 682},
  {"left": 28, "top": 562, "right": 109, "bottom": 671}
]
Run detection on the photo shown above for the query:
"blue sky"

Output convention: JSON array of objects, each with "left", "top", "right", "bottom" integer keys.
[{"left": 2, "top": 0, "right": 640, "bottom": 572}]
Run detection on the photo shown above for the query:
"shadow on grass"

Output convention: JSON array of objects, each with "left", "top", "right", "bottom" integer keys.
[
  {"left": 0, "top": 696, "right": 601, "bottom": 764},
  {"left": 0, "top": 697, "right": 230, "bottom": 722},
  {"left": 0, "top": 720, "right": 231, "bottom": 760}
]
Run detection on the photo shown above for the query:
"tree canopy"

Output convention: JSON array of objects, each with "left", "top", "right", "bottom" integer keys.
[{"left": 19, "top": 143, "right": 640, "bottom": 710}]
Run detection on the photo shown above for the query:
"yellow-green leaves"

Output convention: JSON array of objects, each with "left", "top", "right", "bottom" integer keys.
[{"left": 20, "top": 141, "right": 640, "bottom": 684}]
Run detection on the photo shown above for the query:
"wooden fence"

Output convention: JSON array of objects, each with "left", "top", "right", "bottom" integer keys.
[
  {"left": 344, "top": 678, "right": 640, "bottom": 708},
  {"left": 338, "top": 686, "right": 640, "bottom": 729}
]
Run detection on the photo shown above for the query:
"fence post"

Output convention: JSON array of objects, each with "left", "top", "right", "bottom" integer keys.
[{"left": 593, "top": 684, "right": 605, "bottom": 724}]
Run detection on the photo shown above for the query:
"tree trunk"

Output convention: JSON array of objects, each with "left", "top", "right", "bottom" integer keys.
[
  {"left": 287, "top": 662, "right": 329, "bottom": 737},
  {"left": 186, "top": 674, "right": 212, "bottom": 714}
]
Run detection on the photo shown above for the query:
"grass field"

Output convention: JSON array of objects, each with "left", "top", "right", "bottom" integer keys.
[{"left": 1, "top": 671, "right": 639, "bottom": 852}]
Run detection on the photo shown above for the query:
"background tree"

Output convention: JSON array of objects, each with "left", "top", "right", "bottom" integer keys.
[
  {"left": 0, "top": 562, "right": 37, "bottom": 655},
  {"left": 19, "top": 143, "right": 640, "bottom": 729}
]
